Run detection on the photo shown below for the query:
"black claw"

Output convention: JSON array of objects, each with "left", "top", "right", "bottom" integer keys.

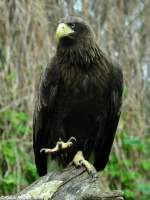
[
  {"left": 89, "top": 169, "right": 98, "bottom": 181},
  {"left": 78, "top": 160, "right": 83, "bottom": 166},
  {"left": 58, "top": 142, "right": 62, "bottom": 150}
]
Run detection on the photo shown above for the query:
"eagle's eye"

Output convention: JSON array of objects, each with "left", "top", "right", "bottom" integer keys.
[{"left": 71, "top": 23, "right": 75, "bottom": 29}]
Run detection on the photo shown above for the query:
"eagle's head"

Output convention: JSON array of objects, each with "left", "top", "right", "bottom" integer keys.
[{"left": 56, "top": 16, "right": 95, "bottom": 48}]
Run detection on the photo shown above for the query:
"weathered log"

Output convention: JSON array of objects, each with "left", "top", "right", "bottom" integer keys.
[{"left": 0, "top": 166, "right": 124, "bottom": 200}]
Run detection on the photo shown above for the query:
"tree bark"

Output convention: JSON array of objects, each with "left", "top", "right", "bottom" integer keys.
[{"left": 0, "top": 166, "right": 124, "bottom": 200}]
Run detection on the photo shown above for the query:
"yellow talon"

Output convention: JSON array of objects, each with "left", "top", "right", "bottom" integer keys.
[
  {"left": 40, "top": 137, "right": 76, "bottom": 154},
  {"left": 70, "top": 150, "right": 98, "bottom": 179},
  {"left": 69, "top": 150, "right": 83, "bottom": 166}
]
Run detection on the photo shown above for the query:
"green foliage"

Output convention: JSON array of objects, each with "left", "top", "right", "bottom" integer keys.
[
  {"left": 138, "top": 183, "right": 150, "bottom": 200},
  {"left": 3, "top": 110, "right": 30, "bottom": 136},
  {"left": 0, "top": 109, "right": 38, "bottom": 195},
  {"left": 105, "top": 130, "right": 150, "bottom": 200}
]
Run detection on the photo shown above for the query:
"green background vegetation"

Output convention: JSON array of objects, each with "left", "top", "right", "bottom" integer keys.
[{"left": 0, "top": 0, "right": 150, "bottom": 199}]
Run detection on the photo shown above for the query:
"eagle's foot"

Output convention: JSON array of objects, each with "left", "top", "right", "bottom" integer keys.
[
  {"left": 70, "top": 151, "right": 98, "bottom": 179},
  {"left": 40, "top": 137, "right": 76, "bottom": 154}
]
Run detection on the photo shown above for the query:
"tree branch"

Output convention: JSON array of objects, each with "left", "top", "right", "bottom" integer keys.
[{"left": 0, "top": 166, "right": 124, "bottom": 200}]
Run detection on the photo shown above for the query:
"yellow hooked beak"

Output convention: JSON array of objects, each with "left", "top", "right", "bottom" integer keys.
[{"left": 56, "top": 23, "right": 74, "bottom": 41}]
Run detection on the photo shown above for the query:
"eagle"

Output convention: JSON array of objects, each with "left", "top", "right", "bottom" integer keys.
[{"left": 33, "top": 16, "right": 123, "bottom": 178}]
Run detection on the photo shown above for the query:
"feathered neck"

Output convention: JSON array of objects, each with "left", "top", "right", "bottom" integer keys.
[{"left": 56, "top": 39, "right": 111, "bottom": 74}]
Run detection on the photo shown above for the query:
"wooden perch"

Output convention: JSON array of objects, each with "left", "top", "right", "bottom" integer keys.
[{"left": 0, "top": 166, "right": 124, "bottom": 200}]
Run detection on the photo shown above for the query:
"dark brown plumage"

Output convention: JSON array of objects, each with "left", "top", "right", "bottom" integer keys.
[{"left": 33, "top": 16, "right": 123, "bottom": 176}]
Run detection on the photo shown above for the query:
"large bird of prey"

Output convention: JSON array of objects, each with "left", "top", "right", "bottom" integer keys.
[{"left": 33, "top": 16, "right": 123, "bottom": 177}]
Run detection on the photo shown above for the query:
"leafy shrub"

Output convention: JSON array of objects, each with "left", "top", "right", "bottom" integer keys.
[{"left": 0, "top": 109, "right": 38, "bottom": 195}]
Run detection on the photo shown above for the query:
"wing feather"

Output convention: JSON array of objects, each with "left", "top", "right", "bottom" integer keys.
[
  {"left": 94, "top": 66, "right": 123, "bottom": 171},
  {"left": 33, "top": 64, "right": 60, "bottom": 176}
]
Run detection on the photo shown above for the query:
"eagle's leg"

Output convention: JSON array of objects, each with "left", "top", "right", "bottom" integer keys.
[
  {"left": 70, "top": 150, "right": 98, "bottom": 179},
  {"left": 40, "top": 137, "right": 76, "bottom": 154}
]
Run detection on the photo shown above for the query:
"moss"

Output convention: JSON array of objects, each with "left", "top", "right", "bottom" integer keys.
[{"left": 19, "top": 180, "right": 63, "bottom": 200}]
